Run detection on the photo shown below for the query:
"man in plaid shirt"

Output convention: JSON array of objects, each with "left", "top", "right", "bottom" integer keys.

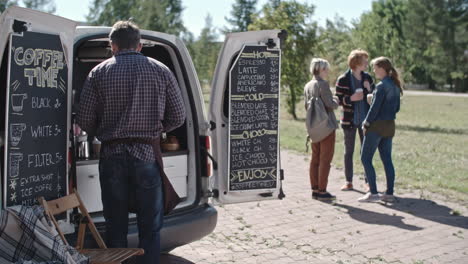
[{"left": 77, "top": 21, "right": 185, "bottom": 264}]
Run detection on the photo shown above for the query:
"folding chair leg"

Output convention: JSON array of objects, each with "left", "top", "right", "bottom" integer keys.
[{"left": 76, "top": 222, "right": 86, "bottom": 250}]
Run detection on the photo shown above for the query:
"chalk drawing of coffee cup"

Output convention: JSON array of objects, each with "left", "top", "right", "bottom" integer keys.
[
  {"left": 10, "top": 123, "right": 26, "bottom": 146},
  {"left": 11, "top": 93, "right": 27, "bottom": 112},
  {"left": 9, "top": 153, "right": 23, "bottom": 178}
]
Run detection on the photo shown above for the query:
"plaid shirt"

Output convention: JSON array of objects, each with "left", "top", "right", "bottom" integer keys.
[
  {"left": 0, "top": 206, "right": 88, "bottom": 263},
  {"left": 77, "top": 51, "right": 186, "bottom": 161}
]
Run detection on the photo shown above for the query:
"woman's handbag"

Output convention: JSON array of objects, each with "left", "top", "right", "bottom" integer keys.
[{"left": 305, "top": 82, "right": 333, "bottom": 143}]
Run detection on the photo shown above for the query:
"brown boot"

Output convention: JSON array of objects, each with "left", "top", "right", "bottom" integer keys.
[{"left": 340, "top": 182, "right": 353, "bottom": 191}]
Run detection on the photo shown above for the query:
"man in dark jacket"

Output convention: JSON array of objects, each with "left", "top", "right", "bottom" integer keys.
[
  {"left": 335, "top": 49, "right": 374, "bottom": 192},
  {"left": 77, "top": 21, "right": 186, "bottom": 264}
]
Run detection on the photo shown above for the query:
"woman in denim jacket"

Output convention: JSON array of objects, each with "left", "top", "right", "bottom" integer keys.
[{"left": 358, "top": 57, "right": 403, "bottom": 203}]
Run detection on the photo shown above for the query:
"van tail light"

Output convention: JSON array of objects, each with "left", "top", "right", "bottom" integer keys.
[
  {"left": 201, "top": 135, "right": 217, "bottom": 178},
  {"left": 205, "top": 136, "right": 212, "bottom": 177}
]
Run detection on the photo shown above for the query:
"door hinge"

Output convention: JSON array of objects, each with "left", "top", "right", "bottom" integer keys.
[
  {"left": 204, "top": 189, "right": 219, "bottom": 198},
  {"left": 209, "top": 121, "right": 216, "bottom": 131},
  {"left": 280, "top": 169, "right": 284, "bottom": 181},
  {"left": 278, "top": 30, "right": 287, "bottom": 49},
  {"left": 266, "top": 38, "right": 276, "bottom": 49},
  {"left": 13, "top": 19, "right": 28, "bottom": 33},
  {"left": 278, "top": 187, "right": 286, "bottom": 200}
]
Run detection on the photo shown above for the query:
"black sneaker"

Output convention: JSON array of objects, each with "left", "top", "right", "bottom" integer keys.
[
  {"left": 312, "top": 191, "right": 319, "bottom": 199},
  {"left": 317, "top": 192, "right": 336, "bottom": 200}
]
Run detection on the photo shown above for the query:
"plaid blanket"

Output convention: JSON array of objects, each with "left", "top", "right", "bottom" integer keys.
[{"left": 0, "top": 205, "right": 88, "bottom": 264}]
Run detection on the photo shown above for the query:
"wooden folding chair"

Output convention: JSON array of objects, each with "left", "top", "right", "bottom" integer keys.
[{"left": 38, "top": 191, "right": 144, "bottom": 264}]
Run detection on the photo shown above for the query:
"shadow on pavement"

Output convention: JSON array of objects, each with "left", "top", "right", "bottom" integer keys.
[
  {"left": 160, "top": 253, "right": 195, "bottom": 264},
  {"left": 334, "top": 203, "right": 423, "bottom": 231},
  {"left": 381, "top": 197, "right": 468, "bottom": 229}
]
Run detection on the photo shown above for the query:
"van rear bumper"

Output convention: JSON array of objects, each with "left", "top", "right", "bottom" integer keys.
[{"left": 128, "top": 203, "right": 218, "bottom": 251}]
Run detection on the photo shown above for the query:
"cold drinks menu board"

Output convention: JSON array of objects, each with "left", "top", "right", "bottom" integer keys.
[
  {"left": 229, "top": 45, "right": 280, "bottom": 191},
  {"left": 4, "top": 31, "right": 68, "bottom": 207}
]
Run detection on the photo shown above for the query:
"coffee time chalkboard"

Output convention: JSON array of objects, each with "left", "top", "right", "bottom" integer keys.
[
  {"left": 228, "top": 45, "right": 281, "bottom": 191},
  {"left": 4, "top": 31, "right": 68, "bottom": 207}
]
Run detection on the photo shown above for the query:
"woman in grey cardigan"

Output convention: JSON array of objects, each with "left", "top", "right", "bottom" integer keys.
[{"left": 304, "top": 58, "right": 339, "bottom": 200}]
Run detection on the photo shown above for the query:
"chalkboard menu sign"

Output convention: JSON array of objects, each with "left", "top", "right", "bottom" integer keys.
[
  {"left": 3, "top": 31, "right": 68, "bottom": 207},
  {"left": 228, "top": 45, "right": 281, "bottom": 191}
]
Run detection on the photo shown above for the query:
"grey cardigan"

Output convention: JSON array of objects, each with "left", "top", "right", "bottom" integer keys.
[{"left": 304, "top": 75, "right": 339, "bottom": 132}]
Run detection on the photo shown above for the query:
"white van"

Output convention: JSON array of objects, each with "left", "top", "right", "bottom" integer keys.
[{"left": 0, "top": 6, "right": 284, "bottom": 251}]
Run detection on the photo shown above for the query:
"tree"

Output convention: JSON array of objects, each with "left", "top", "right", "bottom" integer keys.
[
  {"left": 133, "top": 0, "right": 186, "bottom": 36},
  {"left": 225, "top": 0, "right": 257, "bottom": 32},
  {"left": 0, "top": 0, "right": 18, "bottom": 12},
  {"left": 22, "top": 0, "right": 55, "bottom": 13},
  {"left": 402, "top": 0, "right": 434, "bottom": 87},
  {"left": 421, "top": 0, "right": 468, "bottom": 92},
  {"left": 352, "top": 0, "right": 468, "bottom": 92},
  {"left": 352, "top": 0, "right": 407, "bottom": 70},
  {"left": 86, "top": 0, "right": 135, "bottom": 25},
  {"left": 249, "top": 0, "right": 318, "bottom": 119},
  {"left": 318, "top": 16, "right": 356, "bottom": 84},
  {"left": 191, "top": 14, "right": 220, "bottom": 88},
  {"left": 87, "top": 0, "right": 186, "bottom": 36},
  {"left": 1, "top": 0, "right": 56, "bottom": 13}
]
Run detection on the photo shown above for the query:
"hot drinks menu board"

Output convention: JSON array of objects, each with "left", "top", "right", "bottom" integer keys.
[
  {"left": 4, "top": 31, "right": 68, "bottom": 207},
  {"left": 228, "top": 45, "right": 281, "bottom": 191}
]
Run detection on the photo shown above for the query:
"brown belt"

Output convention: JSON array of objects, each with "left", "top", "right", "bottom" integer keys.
[{"left": 102, "top": 137, "right": 180, "bottom": 215}]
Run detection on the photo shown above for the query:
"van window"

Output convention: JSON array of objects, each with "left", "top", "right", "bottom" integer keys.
[{"left": 222, "top": 52, "right": 240, "bottom": 118}]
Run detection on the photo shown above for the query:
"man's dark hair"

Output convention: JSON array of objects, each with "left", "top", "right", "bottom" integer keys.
[{"left": 109, "top": 21, "right": 141, "bottom": 50}]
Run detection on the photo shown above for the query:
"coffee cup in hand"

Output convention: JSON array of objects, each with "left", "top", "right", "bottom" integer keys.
[{"left": 351, "top": 89, "right": 364, "bottom": 101}]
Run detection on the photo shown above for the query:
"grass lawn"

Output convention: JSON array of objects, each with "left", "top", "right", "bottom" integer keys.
[{"left": 280, "top": 94, "right": 468, "bottom": 201}]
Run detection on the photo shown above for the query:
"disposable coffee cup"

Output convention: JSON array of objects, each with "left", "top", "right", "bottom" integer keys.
[
  {"left": 355, "top": 88, "right": 363, "bottom": 93},
  {"left": 92, "top": 137, "right": 101, "bottom": 158}
]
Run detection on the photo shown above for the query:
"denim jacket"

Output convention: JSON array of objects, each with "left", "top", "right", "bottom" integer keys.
[{"left": 364, "top": 76, "right": 400, "bottom": 125}]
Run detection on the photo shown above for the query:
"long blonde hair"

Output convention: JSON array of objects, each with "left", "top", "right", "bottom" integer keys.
[{"left": 371, "top": 56, "right": 403, "bottom": 95}]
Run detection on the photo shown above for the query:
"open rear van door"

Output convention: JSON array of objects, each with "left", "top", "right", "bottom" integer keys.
[
  {"left": 0, "top": 7, "right": 76, "bottom": 208},
  {"left": 209, "top": 30, "right": 285, "bottom": 204}
]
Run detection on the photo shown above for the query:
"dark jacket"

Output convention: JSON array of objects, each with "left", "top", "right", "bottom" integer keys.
[
  {"left": 335, "top": 69, "right": 374, "bottom": 129},
  {"left": 364, "top": 76, "right": 400, "bottom": 124}
]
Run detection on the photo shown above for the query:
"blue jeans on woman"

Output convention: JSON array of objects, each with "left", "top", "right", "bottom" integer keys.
[
  {"left": 361, "top": 131, "right": 395, "bottom": 195},
  {"left": 99, "top": 153, "right": 164, "bottom": 264}
]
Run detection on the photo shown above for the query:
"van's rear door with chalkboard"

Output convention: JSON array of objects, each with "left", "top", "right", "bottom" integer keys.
[
  {"left": 0, "top": 7, "right": 76, "bottom": 207},
  {"left": 209, "top": 30, "right": 285, "bottom": 204}
]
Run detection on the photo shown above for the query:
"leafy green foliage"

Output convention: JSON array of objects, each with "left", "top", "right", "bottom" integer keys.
[
  {"left": 322, "top": 0, "right": 468, "bottom": 92},
  {"left": 0, "top": 0, "right": 56, "bottom": 13},
  {"left": 249, "top": 0, "right": 319, "bottom": 119},
  {"left": 317, "top": 16, "right": 356, "bottom": 85},
  {"left": 22, "top": 0, "right": 55, "bottom": 13},
  {"left": 224, "top": 0, "right": 258, "bottom": 33},
  {"left": 0, "top": 0, "right": 17, "bottom": 12},
  {"left": 86, "top": 0, "right": 186, "bottom": 36},
  {"left": 190, "top": 14, "right": 221, "bottom": 88}
]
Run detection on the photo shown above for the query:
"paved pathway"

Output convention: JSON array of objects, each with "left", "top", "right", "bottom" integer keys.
[{"left": 161, "top": 150, "right": 468, "bottom": 264}]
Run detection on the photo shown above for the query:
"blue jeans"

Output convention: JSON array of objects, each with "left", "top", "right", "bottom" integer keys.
[
  {"left": 361, "top": 131, "right": 395, "bottom": 195},
  {"left": 99, "top": 153, "right": 164, "bottom": 264},
  {"left": 343, "top": 126, "right": 366, "bottom": 183}
]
